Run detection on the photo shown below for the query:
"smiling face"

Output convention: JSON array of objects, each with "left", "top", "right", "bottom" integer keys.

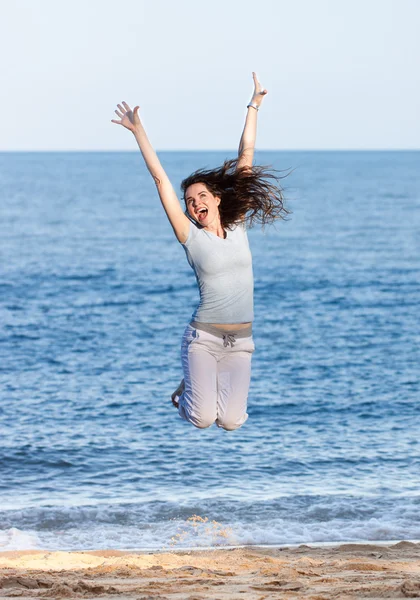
[{"left": 185, "top": 183, "right": 221, "bottom": 228}]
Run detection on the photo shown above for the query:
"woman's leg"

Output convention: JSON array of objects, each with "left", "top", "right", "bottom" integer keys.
[
  {"left": 177, "top": 325, "right": 218, "bottom": 429},
  {"left": 216, "top": 336, "right": 254, "bottom": 431}
]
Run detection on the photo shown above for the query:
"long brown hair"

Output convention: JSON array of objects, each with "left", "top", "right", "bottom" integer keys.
[{"left": 181, "top": 158, "right": 291, "bottom": 230}]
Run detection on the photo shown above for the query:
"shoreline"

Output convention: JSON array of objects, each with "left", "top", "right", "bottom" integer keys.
[
  {"left": 2, "top": 538, "right": 420, "bottom": 555},
  {"left": 1, "top": 540, "right": 420, "bottom": 598}
]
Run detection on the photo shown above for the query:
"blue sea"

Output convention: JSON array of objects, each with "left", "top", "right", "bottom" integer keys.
[{"left": 0, "top": 150, "right": 419, "bottom": 552}]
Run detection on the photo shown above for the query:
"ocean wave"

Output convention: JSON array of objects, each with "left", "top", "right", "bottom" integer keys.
[{"left": 1, "top": 495, "right": 420, "bottom": 551}]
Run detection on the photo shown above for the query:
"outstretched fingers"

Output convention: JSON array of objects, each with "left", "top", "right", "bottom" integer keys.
[
  {"left": 111, "top": 101, "right": 140, "bottom": 128},
  {"left": 111, "top": 102, "right": 124, "bottom": 125},
  {"left": 252, "top": 71, "right": 268, "bottom": 96},
  {"left": 111, "top": 101, "right": 128, "bottom": 125}
]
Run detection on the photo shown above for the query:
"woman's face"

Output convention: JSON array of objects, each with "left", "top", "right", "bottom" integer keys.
[{"left": 185, "top": 183, "right": 221, "bottom": 227}]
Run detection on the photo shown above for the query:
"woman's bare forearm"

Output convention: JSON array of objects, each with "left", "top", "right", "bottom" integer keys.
[
  {"left": 132, "top": 123, "right": 169, "bottom": 186},
  {"left": 111, "top": 101, "right": 189, "bottom": 241},
  {"left": 237, "top": 73, "right": 267, "bottom": 170},
  {"left": 237, "top": 106, "right": 259, "bottom": 170},
  {"left": 238, "top": 106, "right": 258, "bottom": 161},
  {"left": 130, "top": 121, "right": 189, "bottom": 241}
]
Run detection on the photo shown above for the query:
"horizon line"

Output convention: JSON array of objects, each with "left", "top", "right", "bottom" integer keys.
[{"left": 0, "top": 148, "right": 419, "bottom": 153}]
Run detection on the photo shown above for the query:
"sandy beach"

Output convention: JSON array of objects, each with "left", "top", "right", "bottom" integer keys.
[{"left": 1, "top": 541, "right": 420, "bottom": 599}]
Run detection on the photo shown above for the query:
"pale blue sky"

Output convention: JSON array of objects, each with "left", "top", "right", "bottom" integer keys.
[{"left": 1, "top": 0, "right": 419, "bottom": 150}]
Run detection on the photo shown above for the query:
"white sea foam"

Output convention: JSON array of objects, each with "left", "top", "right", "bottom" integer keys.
[
  {"left": 0, "top": 528, "right": 41, "bottom": 551},
  {"left": 1, "top": 510, "right": 420, "bottom": 552}
]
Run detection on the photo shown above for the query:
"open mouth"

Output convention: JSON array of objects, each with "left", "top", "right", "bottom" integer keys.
[{"left": 197, "top": 208, "right": 208, "bottom": 221}]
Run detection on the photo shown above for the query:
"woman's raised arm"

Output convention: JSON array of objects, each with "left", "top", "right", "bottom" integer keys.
[
  {"left": 237, "top": 73, "right": 268, "bottom": 171},
  {"left": 112, "top": 102, "right": 190, "bottom": 243}
]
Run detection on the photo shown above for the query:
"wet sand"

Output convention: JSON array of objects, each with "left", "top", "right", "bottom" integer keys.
[{"left": 1, "top": 541, "right": 420, "bottom": 598}]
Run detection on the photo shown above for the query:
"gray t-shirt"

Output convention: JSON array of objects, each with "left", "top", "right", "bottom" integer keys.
[{"left": 181, "top": 220, "right": 254, "bottom": 324}]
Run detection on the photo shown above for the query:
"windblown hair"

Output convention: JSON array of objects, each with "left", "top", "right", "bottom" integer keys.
[{"left": 181, "top": 158, "right": 291, "bottom": 230}]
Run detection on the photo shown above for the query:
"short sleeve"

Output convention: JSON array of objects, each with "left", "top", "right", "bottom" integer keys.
[{"left": 181, "top": 219, "right": 201, "bottom": 248}]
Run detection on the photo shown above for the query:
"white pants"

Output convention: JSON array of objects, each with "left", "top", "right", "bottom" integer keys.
[{"left": 177, "top": 323, "right": 255, "bottom": 431}]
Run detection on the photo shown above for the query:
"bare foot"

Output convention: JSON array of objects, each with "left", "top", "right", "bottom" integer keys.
[{"left": 171, "top": 378, "right": 185, "bottom": 409}]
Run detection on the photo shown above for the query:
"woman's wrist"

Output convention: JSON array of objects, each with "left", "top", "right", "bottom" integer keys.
[
  {"left": 131, "top": 124, "right": 144, "bottom": 137},
  {"left": 247, "top": 102, "right": 259, "bottom": 111},
  {"left": 248, "top": 96, "right": 264, "bottom": 109},
  {"left": 250, "top": 90, "right": 267, "bottom": 108}
]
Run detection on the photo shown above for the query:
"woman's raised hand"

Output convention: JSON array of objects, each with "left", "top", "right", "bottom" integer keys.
[
  {"left": 111, "top": 101, "right": 140, "bottom": 132},
  {"left": 250, "top": 72, "right": 268, "bottom": 107}
]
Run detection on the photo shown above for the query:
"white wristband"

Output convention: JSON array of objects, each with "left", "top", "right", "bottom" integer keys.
[{"left": 247, "top": 103, "right": 259, "bottom": 111}]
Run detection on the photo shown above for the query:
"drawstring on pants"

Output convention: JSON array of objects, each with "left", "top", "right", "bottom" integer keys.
[
  {"left": 223, "top": 334, "right": 236, "bottom": 348},
  {"left": 190, "top": 321, "right": 252, "bottom": 347}
]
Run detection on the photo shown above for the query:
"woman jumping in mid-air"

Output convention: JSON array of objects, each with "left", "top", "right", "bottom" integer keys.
[{"left": 112, "top": 72, "right": 289, "bottom": 431}]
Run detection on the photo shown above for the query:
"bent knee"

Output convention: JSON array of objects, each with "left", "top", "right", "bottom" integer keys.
[
  {"left": 182, "top": 405, "right": 216, "bottom": 429},
  {"left": 190, "top": 415, "right": 216, "bottom": 429},
  {"left": 180, "top": 391, "right": 217, "bottom": 429},
  {"left": 217, "top": 419, "right": 245, "bottom": 431}
]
